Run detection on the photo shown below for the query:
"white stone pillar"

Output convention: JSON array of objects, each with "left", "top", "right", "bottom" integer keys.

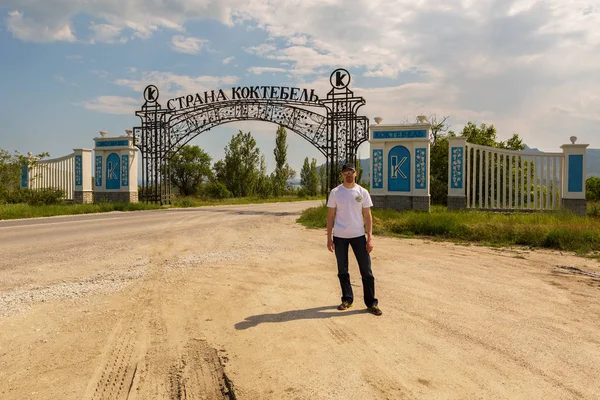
[
  {"left": 447, "top": 137, "right": 467, "bottom": 210},
  {"left": 73, "top": 149, "right": 93, "bottom": 203},
  {"left": 561, "top": 137, "right": 588, "bottom": 215}
]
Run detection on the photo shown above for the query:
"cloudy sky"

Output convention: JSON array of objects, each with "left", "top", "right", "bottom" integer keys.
[{"left": 1, "top": 0, "right": 599, "bottom": 173}]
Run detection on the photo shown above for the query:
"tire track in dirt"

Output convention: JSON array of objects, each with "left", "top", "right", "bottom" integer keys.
[
  {"left": 168, "top": 338, "right": 236, "bottom": 400},
  {"left": 82, "top": 323, "right": 145, "bottom": 400},
  {"left": 325, "top": 320, "right": 359, "bottom": 346},
  {"left": 85, "top": 233, "right": 236, "bottom": 400}
]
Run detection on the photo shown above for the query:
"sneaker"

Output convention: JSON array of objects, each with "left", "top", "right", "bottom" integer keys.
[
  {"left": 367, "top": 305, "right": 382, "bottom": 316},
  {"left": 337, "top": 301, "right": 353, "bottom": 311}
]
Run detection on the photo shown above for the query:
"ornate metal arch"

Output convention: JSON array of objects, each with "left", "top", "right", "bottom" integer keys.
[{"left": 135, "top": 69, "right": 369, "bottom": 204}]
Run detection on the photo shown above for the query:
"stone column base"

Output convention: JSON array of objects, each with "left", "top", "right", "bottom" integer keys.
[
  {"left": 94, "top": 191, "right": 139, "bottom": 203},
  {"left": 562, "top": 198, "right": 587, "bottom": 216},
  {"left": 73, "top": 190, "right": 93, "bottom": 204},
  {"left": 371, "top": 195, "right": 430, "bottom": 212},
  {"left": 447, "top": 195, "right": 467, "bottom": 211}
]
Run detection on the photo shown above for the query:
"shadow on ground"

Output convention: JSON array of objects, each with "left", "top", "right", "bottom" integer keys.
[{"left": 235, "top": 305, "right": 369, "bottom": 330}]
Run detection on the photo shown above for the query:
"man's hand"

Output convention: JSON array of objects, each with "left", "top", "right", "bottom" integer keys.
[
  {"left": 366, "top": 237, "right": 374, "bottom": 253},
  {"left": 327, "top": 238, "right": 334, "bottom": 252}
]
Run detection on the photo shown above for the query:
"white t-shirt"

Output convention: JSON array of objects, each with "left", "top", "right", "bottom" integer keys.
[{"left": 327, "top": 184, "right": 373, "bottom": 238}]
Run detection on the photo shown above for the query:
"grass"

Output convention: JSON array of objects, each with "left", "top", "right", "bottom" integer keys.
[
  {"left": 297, "top": 203, "right": 600, "bottom": 255},
  {"left": 0, "top": 202, "right": 162, "bottom": 220},
  {"left": 0, "top": 195, "right": 325, "bottom": 220}
]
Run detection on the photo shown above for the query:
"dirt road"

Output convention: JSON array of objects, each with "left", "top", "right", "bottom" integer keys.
[{"left": 1, "top": 201, "right": 599, "bottom": 399}]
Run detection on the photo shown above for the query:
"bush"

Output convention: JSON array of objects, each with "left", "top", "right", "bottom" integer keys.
[
  {"left": 204, "top": 182, "right": 231, "bottom": 199},
  {"left": 586, "top": 177, "right": 600, "bottom": 201},
  {"left": 178, "top": 198, "right": 196, "bottom": 208},
  {"left": 588, "top": 202, "right": 600, "bottom": 218},
  {"left": 3, "top": 188, "right": 65, "bottom": 205},
  {"left": 297, "top": 188, "right": 308, "bottom": 198}
]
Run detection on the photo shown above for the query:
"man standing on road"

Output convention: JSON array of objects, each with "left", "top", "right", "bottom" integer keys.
[{"left": 326, "top": 163, "right": 382, "bottom": 316}]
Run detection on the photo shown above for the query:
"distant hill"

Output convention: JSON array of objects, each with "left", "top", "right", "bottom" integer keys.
[{"left": 587, "top": 149, "right": 600, "bottom": 177}]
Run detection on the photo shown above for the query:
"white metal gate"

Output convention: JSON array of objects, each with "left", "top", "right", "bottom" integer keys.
[
  {"left": 27, "top": 153, "right": 76, "bottom": 201},
  {"left": 465, "top": 143, "right": 563, "bottom": 211}
]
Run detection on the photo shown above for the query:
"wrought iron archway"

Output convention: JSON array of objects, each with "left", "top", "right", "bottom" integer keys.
[{"left": 134, "top": 69, "right": 369, "bottom": 204}]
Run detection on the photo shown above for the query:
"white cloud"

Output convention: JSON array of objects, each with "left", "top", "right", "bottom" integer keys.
[
  {"left": 245, "top": 43, "right": 277, "bottom": 56},
  {"left": 3, "top": 0, "right": 600, "bottom": 150},
  {"left": 287, "top": 36, "right": 308, "bottom": 46},
  {"left": 171, "top": 35, "right": 209, "bottom": 54},
  {"left": 114, "top": 71, "right": 239, "bottom": 99},
  {"left": 223, "top": 56, "right": 234, "bottom": 64},
  {"left": 247, "top": 67, "right": 287, "bottom": 75},
  {"left": 80, "top": 96, "right": 140, "bottom": 115},
  {"left": 90, "top": 22, "right": 123, "bottom": 44},
  {"left": 6, "top": 10, "right": 75, "bottom": 42}
]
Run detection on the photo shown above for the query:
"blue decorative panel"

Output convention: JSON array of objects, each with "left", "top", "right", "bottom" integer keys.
[
  {"left": 372, "top": 149, "right": 383, "bottom": 189},
  {"left": 21, "top": 162, "right": 28, "bottom": 188},
  {"left": 97, "top": 140, "right": 129, "bottom": 147},
  {"left": 106, "top": 153, "right": 121, "bottom": 190},
  {"left": 373, "top": 130, "right": 427, "bottom": 139},
  {"left": 388, "top": 145, "right": 410, "bottom": 192},
  {"left": 568, "top": 154, "right": 583, "bottom": 192},
  {"left": 415, "top": 148, "right": 427, "bottom": 189},
  {"left": 121, "top": 155, "right": 129, "bottom": 187},
  {"left": 95, "top": 156, "right": 103, "bottom": 187},
  {"left": 451, "top": 147, "right": 464, "bottom": 189},
  {"left": 75, "top": 155, "right": 83, "bottom": 186}
]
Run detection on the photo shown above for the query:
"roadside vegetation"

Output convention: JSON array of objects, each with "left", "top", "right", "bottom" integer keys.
[{"left": 298, "top": 202, "right": 600, "bottom": 256}]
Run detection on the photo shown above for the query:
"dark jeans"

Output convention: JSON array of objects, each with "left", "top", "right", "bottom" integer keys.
[{"left": 333, "top": 235, "right": 377, "bottom": 307}]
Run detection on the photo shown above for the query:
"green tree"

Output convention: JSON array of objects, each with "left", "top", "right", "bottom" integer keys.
[
  {"left": 300, "top": 157, "right": 319, "bottom": 196},
  {"left": 256, "top": 154, "right": 273, "bottom": 198},
  {"left": 300, "top": 157, "right": 311, "bottom": 194},
  {"left": 318, "top": 163, "right": 327, "bottom": 195},
  {"left": 286, "top": 165, "right": 296, "bottom": 192},
  {"left": 273, "top": 125, "right": 289, "bottom": 197},
  {"left": 166, "top": 145, "right": 212, "bottom": 196},
  {"left": 0, "top": 149, "right": 21, "bottom": 198},
  {"left": 309, "top": 158, "right": 319, "bottom": 196},
  {"left": 459, "top": 122, "right": 524, "bottom": 151},
  {"left": 1, "top": 149, "right": 50, "bottom": 203},
  {"left": 356, "top": 158, "right": 364, "bottom": 184},
  {"left": 222, "top": 130, "right": 261, "bottom": 197},
  {"left": 212, "top": 159, "right": 226, "bottom": 184},
  {"left": 430, "top": 134, "right": 454, "bottom": 205}
]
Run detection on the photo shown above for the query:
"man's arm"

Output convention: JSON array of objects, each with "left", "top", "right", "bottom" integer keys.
[
  {"left": 363, "top": 207, "right": 374, "bottom": 253},
  {"left": 326, "top": 207, "right": 336, "bottom": 252}
]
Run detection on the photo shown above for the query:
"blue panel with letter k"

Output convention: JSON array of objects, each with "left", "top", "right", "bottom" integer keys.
[{"left": 388, "top": 145, "right": 410, "bottom": 192}]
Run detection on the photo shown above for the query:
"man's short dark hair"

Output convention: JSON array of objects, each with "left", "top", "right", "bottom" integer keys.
[{"left": 341, "top": 163, "right": 356, "bottom": 172}]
